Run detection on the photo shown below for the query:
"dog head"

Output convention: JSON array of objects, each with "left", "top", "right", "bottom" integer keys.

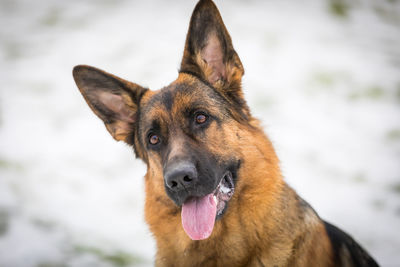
[{"left": 73, "top": 0, "right": 278, "bottom": 241}]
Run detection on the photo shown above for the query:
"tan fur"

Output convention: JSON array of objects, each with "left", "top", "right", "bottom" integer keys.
[
  {"left": 140, "top": 73, "right": 335, "bottom": 267},
  {"left": 73, "top": 1, "right": 377, "bottom": 266}
]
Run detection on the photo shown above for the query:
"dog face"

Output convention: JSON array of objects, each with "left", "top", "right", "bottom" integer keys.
[
  {"left": 138, "top": 77, "right": 242, "bottom": 208},
  {"left": 73, "top": 0, "right": 255, "bottom": 240}
]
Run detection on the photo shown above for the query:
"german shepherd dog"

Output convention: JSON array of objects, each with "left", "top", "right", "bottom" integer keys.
[{"left": 73, "top": 0, "right": 379, "bottom": 266}]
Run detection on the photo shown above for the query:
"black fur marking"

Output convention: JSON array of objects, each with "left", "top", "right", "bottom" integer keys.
[
  {"left": 161, "top": 90, "right": 174, "bottom": 111},
  {"left": 131, "top": 88, "right": 148, "bottom": 156},
  {"left": 179, "top": 71, "right": 251, "bottom": 124},
  {"left": 256, "top": 257, "right": 266, "bottom": 267},
  {"left": 144, "top": 88, "right": 170, "bottom": 111},
  {"left": 323, "top": 221, "right": 379, "bottom": 267},
  {"left": 163, "top": 144, "right": 220, "bottom": 206},
  {"left": 162, "top": 138, "right": 240, "bottom": 208},
  {"left": 142, "top": 80, "right": 229, "bottom": 125},
  {"left": 179, "top": 71, "right": 226, "bottom": 102}
]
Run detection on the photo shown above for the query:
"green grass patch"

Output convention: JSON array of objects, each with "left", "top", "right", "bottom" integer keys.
[
  {"left": 307, "top": 70, "right": 353, "bottom": 94},
  {"left": 328, "top": 0, "right": 350, "bottom": 18},
  {"left": 31, "top": 218, "right": 56, "bottom": 231},
  {"left": 313, "top": 72, "right": 336, "bottom": 88},
  {"left": 396, "top": 83, "right": 400, "bottom": 102},
  {"left": 352, "top": 173, "right": 367, "bottom": 183},
  {"left": 374, "top": 4, "right": 400, "bottom": 24},
  {"left": 0, "top": 209, "right": 9, "bottom": 236},
  {"left": 386, "top": 129, "right": 400, "bottom": 141},
  {"left": 348, "top": 86, "right": 386, "bottom": 101},
  {"left": 365, "top": 86, "right": 385, "bottom": 99},
  {"left": 389, "top": 182, "right": 400, "bottom": 194},
  {"left": 37, "top": 262, "right": 66, "bottom": 267},
  {"left": 41, "top": 8, "right": 61, "bottom": 27},
  {"left": 0, "top": 158, "right": 24, "bottom": 171}
]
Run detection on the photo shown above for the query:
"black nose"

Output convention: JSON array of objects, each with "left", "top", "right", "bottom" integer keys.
[{"left": 164, "top": 162, "right": 198, "bottom": 192}]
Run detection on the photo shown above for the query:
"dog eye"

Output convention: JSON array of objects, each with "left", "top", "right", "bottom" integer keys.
[
  {"left": 149, "top": 134, "right": 160, "bottom": 145},
  {"left": 195, "top": 113, "right": 208, "bottom": 124}
]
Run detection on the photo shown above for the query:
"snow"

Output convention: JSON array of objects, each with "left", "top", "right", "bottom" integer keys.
[{"left": 0, "top": 0, "right": 399, "bottom": 266}]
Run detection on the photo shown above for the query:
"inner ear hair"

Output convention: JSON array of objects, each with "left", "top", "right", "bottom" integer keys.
[
  {"left": 199, "top": 33, "right": 227, "bottom": 84},
  {"left": 73, "top": 65, "right": 148, "bottom": 144},
  {"left": 96, "top": 91, "right": 136, "bottom": 123},
  {"left": 194, "top": 51, "right": 242, "bottom": 92}
]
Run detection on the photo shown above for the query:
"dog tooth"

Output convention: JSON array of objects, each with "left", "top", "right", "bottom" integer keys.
[{"left": 220, "top": 184, "right": 231, "bottom": 194}]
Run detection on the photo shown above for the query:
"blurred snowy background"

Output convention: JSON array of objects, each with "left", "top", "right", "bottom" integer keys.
[{"left": 0, "top": 0, "right": 399, "bottom": 266}]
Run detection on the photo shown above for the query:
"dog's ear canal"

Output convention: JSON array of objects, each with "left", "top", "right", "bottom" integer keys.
[
  {"left": 72, "top": 65, "right": 147, "bottom": 144},
  {"left": 180, "top": 0, "right": 249, "bottom": 116}
]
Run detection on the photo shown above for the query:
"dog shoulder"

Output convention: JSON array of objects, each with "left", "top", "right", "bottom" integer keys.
[{"left": 323, "top": 221, "right": 379, "bottom": 267}]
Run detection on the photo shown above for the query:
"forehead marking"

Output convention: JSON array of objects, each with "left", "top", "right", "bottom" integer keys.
[
  {"left": 161, "top": 90, "right": 174, "bottom": 111},
  {"left": 142, "top": 79, "right": 226, "bottom": 126}
]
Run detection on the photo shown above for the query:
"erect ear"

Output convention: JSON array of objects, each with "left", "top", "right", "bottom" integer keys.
[
  {"left": 180, "top": 0, "right": 249, "bottom": 116},
  {"left": 72, "top": 65, "right": 147, "bottom": 144}
]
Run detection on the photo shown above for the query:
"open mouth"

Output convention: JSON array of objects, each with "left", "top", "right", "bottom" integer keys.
[
  {"left": 181, "top": 171, "right": 235, "bottom": 240},
  {"left": 214, "top": 171, "right": 235, "bottom": 217}
]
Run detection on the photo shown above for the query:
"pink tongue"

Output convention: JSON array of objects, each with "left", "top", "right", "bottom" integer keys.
[{"left": 181, "top": 194, "right": 217, "bottom": 240}]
